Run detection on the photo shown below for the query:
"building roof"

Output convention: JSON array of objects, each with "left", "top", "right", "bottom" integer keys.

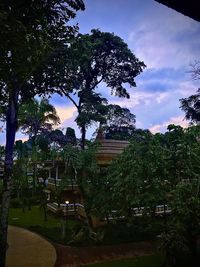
[
  {"left": 155, "top": 0, "right": 200, "bottom": 22},
  {"left": 95, "top": 129, "right": 129, "bottom": 165}
]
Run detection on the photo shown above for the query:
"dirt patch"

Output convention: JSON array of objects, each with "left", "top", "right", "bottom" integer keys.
[{"left": 54, "top": 240, "right": 159, "bottom": 267}]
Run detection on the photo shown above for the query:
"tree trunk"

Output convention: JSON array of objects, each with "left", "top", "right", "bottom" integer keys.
[
  {"left": 81, "top": 125, "right": 86, "bottom": 150},
  {"left": 0, "top": 89, "right": 19, "bottom": 267},
  {"left": 78, "top": 178, "right": 94, "bottom": 232}
]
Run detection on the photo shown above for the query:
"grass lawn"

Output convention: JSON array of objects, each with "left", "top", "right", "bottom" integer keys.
[
  {"left": 83, "top": 254, "right": 164, "bottom": 267},
  {"left": 8, "top": 205, "right": 78, "bottom": 244},
  {"left": 8, "top": 206, "right": 163, "bottom": 246}
]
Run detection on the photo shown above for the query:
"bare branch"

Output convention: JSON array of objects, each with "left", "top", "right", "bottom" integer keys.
[{"left": 188, "top": 60, "right": 200, "bottom": 80}]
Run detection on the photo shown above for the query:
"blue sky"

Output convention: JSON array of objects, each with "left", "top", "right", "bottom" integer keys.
[{"left": 1, "top": 0, "right": 200, "bottom": 143}]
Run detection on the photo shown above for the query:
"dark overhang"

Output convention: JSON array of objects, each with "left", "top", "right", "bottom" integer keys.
[{"left": 155, "top": 0, "right": 200, "bottom": 22}]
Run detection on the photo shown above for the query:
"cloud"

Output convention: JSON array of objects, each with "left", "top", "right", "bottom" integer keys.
[
  {"left": 150, "top": 115, "right": 189, "bottom": 133},
  {"left": 176, "top": 80, "right": 199, "bottom": 97},
  {"left": 102, "top": 71, "right": 197, "bottom": 132},
  {"left": 55, "top": 106, "right": 77, "bottom": 126},
  {"left": 128, "top": 9, "right": 200, "bottom": 69},
  {"left": 54, "top": 105, "right": 84, "bottom": 137},
  {"left": 108, "top": 89, "right": 171, "bottom": 109}
]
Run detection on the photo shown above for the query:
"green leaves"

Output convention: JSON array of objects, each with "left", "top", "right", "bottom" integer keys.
[
  {"left": 90, "top": 125, "right": 200, "bottom": 224},
  {"left": 180, "top": 88, "right": 200, "bottom": 124},
  {"left": 0, "top": 0, "right": 85, "bottom": 106}
]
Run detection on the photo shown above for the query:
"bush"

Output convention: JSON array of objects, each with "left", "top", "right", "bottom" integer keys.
[
  {"left": 102, "top": 217, "right": 163, "bottom": 245},
  {"left": 10, "top": 198, "right": 21, "bottom": 208}
]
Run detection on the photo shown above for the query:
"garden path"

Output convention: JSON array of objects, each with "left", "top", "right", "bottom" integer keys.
[{"left": 6, "top": 225, "right": 56, "bottom": 267}]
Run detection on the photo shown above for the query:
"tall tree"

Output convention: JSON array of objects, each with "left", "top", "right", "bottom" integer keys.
[
  {"left": 0, "top": 1, "right": 84, "bottom": 265},
  {"left": 55, "top": 29, "right": 146, "bottom": 148}
]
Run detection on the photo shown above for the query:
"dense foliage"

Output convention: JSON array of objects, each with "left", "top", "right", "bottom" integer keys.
[{"left": 87, "top": 125, "right": 200, "bottom": 266}]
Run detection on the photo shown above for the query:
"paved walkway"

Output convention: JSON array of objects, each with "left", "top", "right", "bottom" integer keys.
[{"left": 6, "top": 225, "right": 57, "bottom": 267}]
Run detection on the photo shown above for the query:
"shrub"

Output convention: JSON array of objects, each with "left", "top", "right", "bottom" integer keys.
[{"left": 10, "top": 198, "right": 21, "bottom": 208}]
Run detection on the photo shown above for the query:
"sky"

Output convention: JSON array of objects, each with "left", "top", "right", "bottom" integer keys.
[{"left": 1, "top": 0, "right": 200, "bottom": 144}]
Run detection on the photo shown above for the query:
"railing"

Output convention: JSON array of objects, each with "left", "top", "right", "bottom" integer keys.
[
  {"left": 107, "top": 205, "right": 172, "bottom": 220},
  {"left": 48, "top": 178, "right": 79, "bottom": 189},
  {"left": 47, "top": 202, "right": 86, "bottom": 217},
  {"left": 47, "top": 201, "right": 171, "bottom": 222}
]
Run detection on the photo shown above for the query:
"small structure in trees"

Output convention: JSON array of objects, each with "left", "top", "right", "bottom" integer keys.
[{"left": 42, "top": 129, "right": 129, "bottom": 227}]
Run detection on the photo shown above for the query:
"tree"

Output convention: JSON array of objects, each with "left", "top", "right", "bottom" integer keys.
[
  {"left": 54, "top": 142, "right": 100, "bottom": 232},
  {"left": 55, "top": 29, "right": 146, "bottom": 148},
  {"left": 180, "top": 88, "right": 200, "bottom": 124},
  {"left": 0, "top": 1, "right": 84, "bottom": 265},
  {"left": 18, "top": 98, "right": 60, "bottom": 138},
  {"left": 0, "top": 145, "right": 4, "bottom": 161},
  {"left": 66, "top": 127, "right": 77, "bottom": 145},
  {"left": 104, "top": 133, "right": 168, "bottom": 220},
  {"left": 100, "top": 124, "right": 200, "bottom": 266},
  {"left": 75, "top": 144, "right": 100, "bottom": 231},
  {"left": 162, "top": 125, "right": 200, "bottom": 267},
  {"left": 102, "top": 104, "right": 136, "bottom": 140},
  {"left": 49, "top": 129, "right": 67, "bottom": 147},
  {"left": 180, "top": 60, "right": 200, "bottom": 125},
  {"left": 75, "top": 92, "right": 108, "bottom": 148},
  {"left": 167, "top": 181, "right": 200, "bottom": 267}
]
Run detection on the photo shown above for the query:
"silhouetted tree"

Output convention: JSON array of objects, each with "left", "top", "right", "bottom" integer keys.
[
  {"left": 102, "top": 104, "right": 136, "bottom": 140},
  {"left": 180, "top": 88, "right": 200, "bottom": 124},
  {"left": 57, "top": 29, "right": 146, "bottom": 148},
  {"left": 0, "top": 1, "right": 84, "bottom": 265}
]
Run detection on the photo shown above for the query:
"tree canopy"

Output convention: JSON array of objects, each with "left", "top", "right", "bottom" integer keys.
[
  {"left": 50, "top": 29, "right": 146, "bottom": 148},
  {"left": 102, "top": 104, "right": 136, "bottom": 140},
  {"left": 88, "top": 124, "right": 200, "bottom": 266},
  {"left": 0, "top": 0, "right": 85, "bottom": 104}
]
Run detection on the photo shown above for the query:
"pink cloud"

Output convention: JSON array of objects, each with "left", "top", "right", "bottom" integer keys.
[{"left": 150, "top": 115, "right": 189, "bottom": 133}]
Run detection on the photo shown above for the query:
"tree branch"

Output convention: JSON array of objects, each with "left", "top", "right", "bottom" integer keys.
[
  {"left": 91, "top": 77, "right": 104, "bottom": 90},
  {"left": 60, "top": 87, "right": 79, "bottom": 110}
]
